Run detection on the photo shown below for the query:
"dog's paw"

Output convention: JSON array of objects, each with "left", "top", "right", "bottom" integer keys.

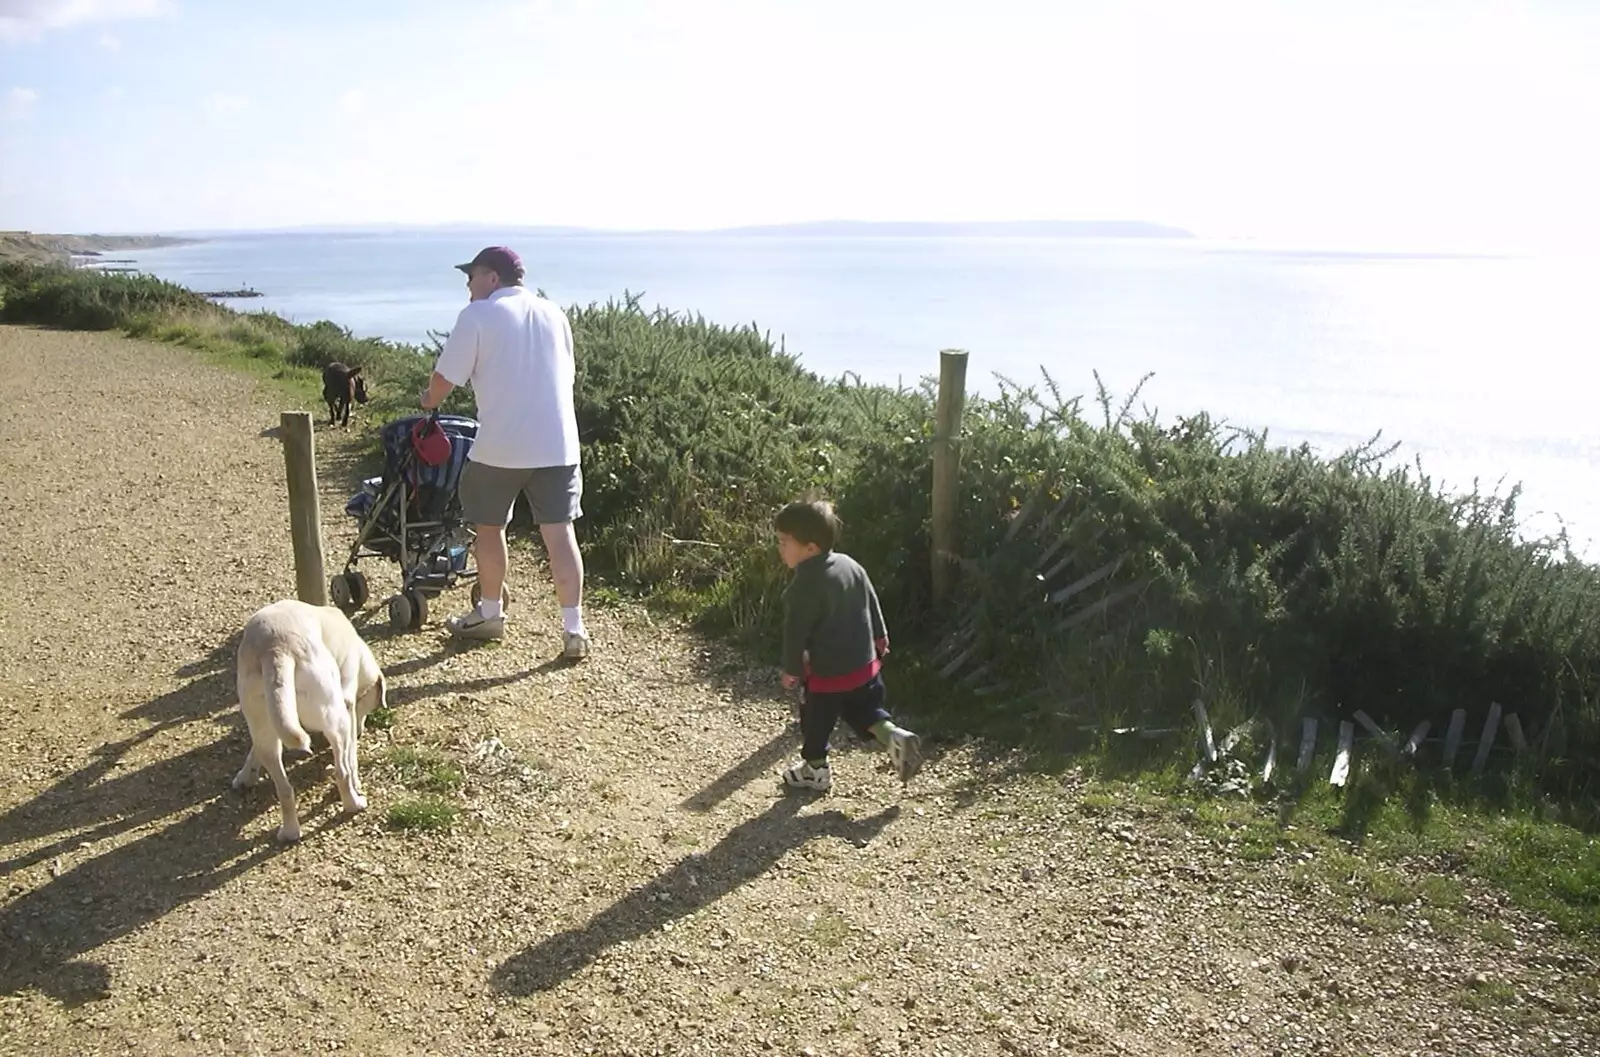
[
  {"left": 275, "top": 824, "right": 302, "bottom": 843},
  {"left": 343, "top": 794, "right": 368, "bottom": 816},
  {"left": 231, "top": 769, "right": 257, "bottom": 790}
]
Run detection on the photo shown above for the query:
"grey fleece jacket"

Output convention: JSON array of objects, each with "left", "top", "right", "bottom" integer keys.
[{"left": 781, "top": 550, "right": 888, "bottom": 690}]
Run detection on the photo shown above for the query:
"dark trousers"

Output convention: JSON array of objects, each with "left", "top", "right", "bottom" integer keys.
[{"left": 801, "top": 674, "right": 891, "bottom": 764}]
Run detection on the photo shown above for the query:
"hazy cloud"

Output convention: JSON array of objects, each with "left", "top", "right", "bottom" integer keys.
[
  {"left": 0, "top": 0, "right": 176, "bottom": 45},
  {"left": 3, "top": 85, "right": 38, "bottom": 119},
  {"left": 337, "top": 87, "right": 367, "bottom": 119},
  {"left": 204, "top": 91, "right": 247, "bottom": 117}
]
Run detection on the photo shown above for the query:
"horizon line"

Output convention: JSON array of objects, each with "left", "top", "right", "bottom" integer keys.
[{"left": 71, "top": 218, "right": 1203, "bottom": 239}]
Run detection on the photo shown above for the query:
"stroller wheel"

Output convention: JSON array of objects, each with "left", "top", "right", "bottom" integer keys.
[
  {"left": 406, "top": 589, "right": 429, "bottom": 631},
  {"left": 470, "top": 581, "right": 513, "bottom": 610},
  {"left": 330, "top": 571, "right": 368, "bottom": 614},
  {"left": 387, "top": 593, "right": 413, "bottom": 633}
]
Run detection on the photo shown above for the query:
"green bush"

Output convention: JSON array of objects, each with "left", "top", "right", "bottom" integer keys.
[
  {"left": 5, "top": 261, "right": 1598, "bottom": 788},
  {"left": 0, "top": 260, "right": 210, "bottom": 329}
]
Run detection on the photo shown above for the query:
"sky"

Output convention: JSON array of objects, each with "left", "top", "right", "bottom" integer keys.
[{"left": 1, "top": 0, "right": 1598, "bottom": 252}]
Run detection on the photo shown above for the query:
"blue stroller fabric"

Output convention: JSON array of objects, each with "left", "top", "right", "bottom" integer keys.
[{"left": 345, "top": 413, "right": 479, "bottom": 534}]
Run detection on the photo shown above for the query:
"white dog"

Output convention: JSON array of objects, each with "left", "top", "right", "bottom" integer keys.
[{"left": 231, "top": 598, "right": 387, "bottom": 842}]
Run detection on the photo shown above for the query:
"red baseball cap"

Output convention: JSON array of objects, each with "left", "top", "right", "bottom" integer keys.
[{"left": 455, "top": 246, "right": 523, "bottom": 282}]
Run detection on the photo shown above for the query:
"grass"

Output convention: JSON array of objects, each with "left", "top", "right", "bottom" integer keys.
[
  {"left": 386, "top": 798, "right": 460, "bottom": 832},
  {"left": 801, "top": 906, "right": 853, "bottom": 950},
  {"left": 381, "top": 745, "right": 465, "bottom": 795},
  {"left": 364, "top": 706, "right": 398, "bottom": 731},
  {"left": 1065, "top": 751, "right": 1600, "bottom": 944}
]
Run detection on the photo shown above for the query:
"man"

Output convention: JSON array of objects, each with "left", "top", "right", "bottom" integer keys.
[{"left": 419, "top": 245, "right": 589, "bottom": 659}]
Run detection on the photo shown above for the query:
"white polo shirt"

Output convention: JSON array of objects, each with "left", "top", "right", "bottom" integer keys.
[{"left": 433, "top": 286, "right": 581, "bottom": 469}]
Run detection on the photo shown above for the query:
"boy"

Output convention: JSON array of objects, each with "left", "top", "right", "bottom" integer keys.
[{"left": 774, "top": 499, "right": 924, "bottom": 792}]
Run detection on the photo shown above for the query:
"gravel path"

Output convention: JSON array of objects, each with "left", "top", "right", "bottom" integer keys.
[{"left": 1, "top": 323, "right": 1596, "bottom": 1056}]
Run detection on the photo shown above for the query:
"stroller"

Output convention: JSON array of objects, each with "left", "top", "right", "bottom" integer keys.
[{"left": 332, "top": 412, "right": 496, "bottom": 633}]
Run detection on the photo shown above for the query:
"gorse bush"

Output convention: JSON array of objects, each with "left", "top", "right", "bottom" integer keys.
[
  {"left": 0, "top": 261, "right": 211, "bottom": 330},
  {"left": 4, "top": 260, "right": 1598, "bottom": 789}
]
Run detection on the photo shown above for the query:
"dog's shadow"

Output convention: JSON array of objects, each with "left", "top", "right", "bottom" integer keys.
[
  {"left": 0, "top": 730, "right": 335, "bottom": 1006},
  {"left": 0, "top": 665, "right": 247, "bottom": 874},
  {"left": 0, "top": 645, "right": 370, "bottom": 1007}
]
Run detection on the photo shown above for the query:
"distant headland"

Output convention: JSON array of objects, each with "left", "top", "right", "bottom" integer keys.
[{"left": 0, "top": 230, "right": 197, "bottom": 266}]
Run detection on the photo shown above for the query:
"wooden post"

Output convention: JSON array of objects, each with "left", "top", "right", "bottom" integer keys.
[
  {"left": 280, "top": 411, "right": 328, "bottom": 606},
  {"left": 930, "top": 349, "right": 969, "bottom": 607}
]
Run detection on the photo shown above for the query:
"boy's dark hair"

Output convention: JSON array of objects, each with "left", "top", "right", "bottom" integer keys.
[{"left": 774, "top": 499, "right": 841, "bottom": 551}]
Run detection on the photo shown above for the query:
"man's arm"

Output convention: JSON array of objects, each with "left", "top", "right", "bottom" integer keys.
[
  {"left": 423, "top": 309, "right": 477, "bottom": 408},
  {"left": 420, "top": 371, "right": 454, "bottom": 410}
]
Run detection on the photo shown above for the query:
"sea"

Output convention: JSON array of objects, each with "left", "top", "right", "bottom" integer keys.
[{"left": 109, "top": 229, "right": 1600, "bottom": 559}]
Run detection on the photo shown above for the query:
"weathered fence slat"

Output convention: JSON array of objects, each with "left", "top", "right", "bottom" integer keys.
[
  {"left": 1442, "top": 709, "right": 1467, "bottom": 768},
  {"left": 1297, "top": 717, "right": 1318, "bottom": 774},
  {"left": 1046, "top": 556, "right": 1124, "bottom": 607},
  {"left": 1261, "top": 720, "right": 1279, "bottom": 786},
  {"left": 1353, "top": 710, "right": 1400, "bottom": 759},
  {"left": 1330, "top": 721, "right": 1355, "bottom": 788},
  {"left": 1471, "top": 703, "right": 1503, "bottom": 776},
  {"left": 1403, "top": 720, "right": 1431, "bottom": 758},
  {"left": 1504, "top": 713, "right": 1527, "bottom": 754},
  {"left": 1053, "top": 580, "right": 1144, "bottom": 633}
]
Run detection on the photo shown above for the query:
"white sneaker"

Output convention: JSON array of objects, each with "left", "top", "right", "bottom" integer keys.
[
  {"left": 888, "top": 729, "right": 923, "bottom": 783},
  {"left": 781, "top": 760, "right": 832, "bottom": 792},
  {"left": 446, "top": 608, "right": 504, "bottom": 641},
  {"left": 563, "top": 630, "right": 590, "bottom": 660}
]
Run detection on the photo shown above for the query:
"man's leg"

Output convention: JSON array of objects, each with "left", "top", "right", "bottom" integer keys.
[
  {"left": 539, "top": 520, "right": 584, "bottom": 612},
  {"left": 475, "top": 522, "right": 510, "bottom": 614},
  {"left": 449, "top": 461, "right": 525, "bottom": 640},
  {"left": 527, "top": 465, "right": 589, "bottom": 658}
]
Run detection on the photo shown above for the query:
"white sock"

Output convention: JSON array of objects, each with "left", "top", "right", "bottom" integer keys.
[
  {"left": 479, "top": 598, "right": 503, "bottom": 620},
  {"left": 562, "top": 605, "right": 585, "bottom": 636}
]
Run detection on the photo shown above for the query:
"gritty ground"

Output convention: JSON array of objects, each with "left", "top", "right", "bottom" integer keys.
[{"left": 1, "top": 324, "right": 1597, "bottom": 1057}]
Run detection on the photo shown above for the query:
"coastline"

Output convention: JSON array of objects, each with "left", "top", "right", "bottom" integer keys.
[{"left": 0, "top": 230, "right": 198, "bottom": 267}]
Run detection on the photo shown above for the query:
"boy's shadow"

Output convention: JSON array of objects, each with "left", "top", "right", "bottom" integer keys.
[{"left": 489, "top": 796, "right": 900, "bottom": 995}]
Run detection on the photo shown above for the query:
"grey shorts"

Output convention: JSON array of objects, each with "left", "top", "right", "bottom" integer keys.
[{"left": 457, "top": 461, "right": 583, "bottom": 526}]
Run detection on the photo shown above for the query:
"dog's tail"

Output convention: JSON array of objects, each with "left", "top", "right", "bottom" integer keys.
[{"left": 262, "top": 650, "right": 313, "bottom": 753}]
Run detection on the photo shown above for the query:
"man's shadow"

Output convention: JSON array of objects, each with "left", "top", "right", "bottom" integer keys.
[{"left": 489, "top": 796, "right": 900, "bottom": 996}]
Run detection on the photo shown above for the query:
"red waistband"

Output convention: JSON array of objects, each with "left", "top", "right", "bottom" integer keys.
[{"left": 803, "top": 657, "right": 881, "bottom": 694}]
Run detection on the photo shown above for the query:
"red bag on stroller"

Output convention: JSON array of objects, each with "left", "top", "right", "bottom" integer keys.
[{"left": 411, "top": 414, "right": 453, "bottom": 467}]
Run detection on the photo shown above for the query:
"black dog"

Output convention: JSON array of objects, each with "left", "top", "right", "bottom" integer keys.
[{"left": 322, "top": 362, "right": 369, "bottom": 427}]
